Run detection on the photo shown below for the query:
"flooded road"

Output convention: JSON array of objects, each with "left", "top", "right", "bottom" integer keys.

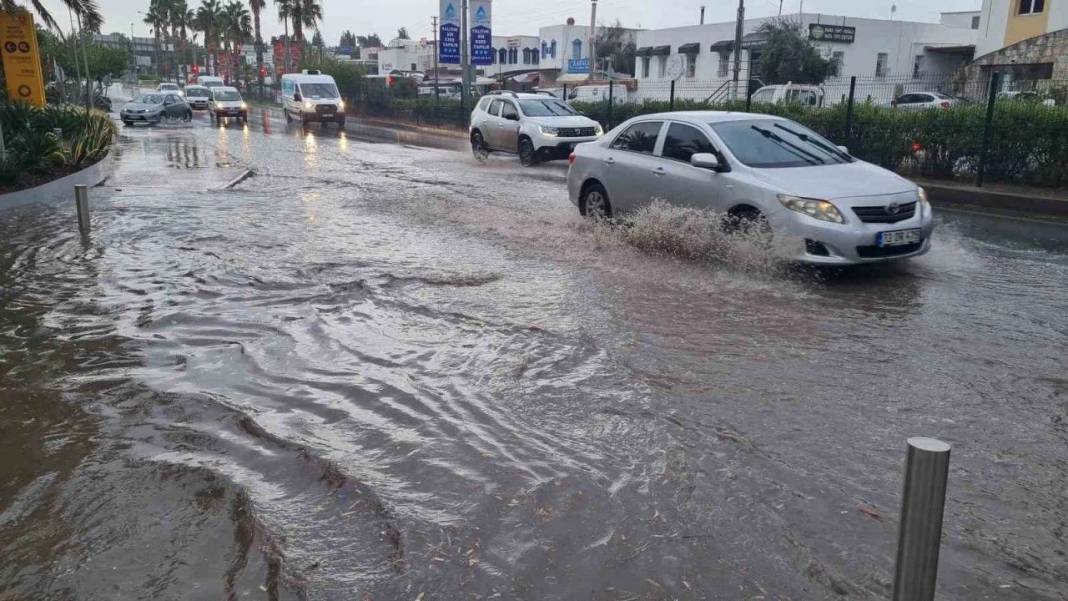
[{"left": 2, "top": 108, "right": 1066, "bottom": 600}]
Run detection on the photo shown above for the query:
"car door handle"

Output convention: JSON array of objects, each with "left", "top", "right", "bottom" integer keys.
[{"left": 652, "top": 167, "right": 666, "bottom": 176}]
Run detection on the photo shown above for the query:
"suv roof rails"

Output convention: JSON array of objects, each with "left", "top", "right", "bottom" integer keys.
[{"left": 532, "top": 90, "right": 557, "bottom": 97}]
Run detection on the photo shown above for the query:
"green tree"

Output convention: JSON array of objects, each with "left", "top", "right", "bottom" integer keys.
[
  {"left": 194, "top": 0, "right": 223, "bottom": 75},
  {"left": 396, "top": 27, "right": 408, "bottom": 40},
  {"left": 311, "top": 29, "right": 322, "bottom": 48},
  {"left": 38, "top": 28, "right": 128, "bottom": 80},
  {"left": 356, "top": 33, "right": 381, "bottom": 48},
  {"left": 339, "top": 30, "right": 355, "bottom": 49},
  {"left": 1, "top": 0, "right": 103, "bottom": 32},
  {"left": 143, "top": 0, "right": 168, "bottom": 78},
  {"left": 284, "top": 0, "right": 320, "bottom": 42},
  {"left": 220, "top": 0, "right": 250, "bottom": 83},
  {"left": 754, "top": 19, "right": 830, "bottom": 85},
  {"left": 594, "top": 19, "right": 635, "bottom": 76}
]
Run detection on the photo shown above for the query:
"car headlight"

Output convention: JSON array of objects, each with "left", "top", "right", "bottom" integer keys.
[
  {"left": 337, "top": 100, "right": 345, "bottom": 111},
  {"left": 303, "top": 100, "right": 313, "bottom": 110},
  {"left": 539, "top": 125, "right": 559, "bottom": 137},
  {"left": 917, "top": 187, "right": 931, "bottom": 216},
  {"left": 593, "top": 123, "right": 603, "bottom": 136},
  {"left": 215, "top": 102, "right": 223, "bottom": 108},
  {"left": 778, "top": 194, "right": 845, "bottom": 224},
  {"left": 241, "top": 102, "right": 247, "bottom": 109}
]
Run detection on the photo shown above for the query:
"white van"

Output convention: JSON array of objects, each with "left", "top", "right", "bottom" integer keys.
[
  {"left": 280, "top": 70, "right": 345, "bottom": 126},
  {"left": 749, "top": 83, "right": 825, "bottom": 107},
  {"left": 197, "top": 75, "right": 225, "bottom": 89}
]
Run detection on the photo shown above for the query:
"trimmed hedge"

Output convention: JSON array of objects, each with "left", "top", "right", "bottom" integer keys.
[
  {"left": 0, "top": 103, "right": 116, "bottom": 189},
  {"left": 570, "top": 98, "right": 1068, "bottom": 188}
]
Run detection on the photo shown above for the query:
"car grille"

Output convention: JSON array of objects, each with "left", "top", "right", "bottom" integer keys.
[
  {"left": 315, "top": 105, "right": 337, "bottom": 114},
  {"left": 856, "top": 241, "right": 923, "bottom": 258},
  {"left": 852, "top": 201, "right": 917, "bottom": 224},
  {"left": 557, "top": 126, "right": 596, "bottom": 138}
]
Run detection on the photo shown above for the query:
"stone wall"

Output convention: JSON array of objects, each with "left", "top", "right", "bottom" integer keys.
[{"left": 958, "top": 28, "right": 1068, "bottom": 81}]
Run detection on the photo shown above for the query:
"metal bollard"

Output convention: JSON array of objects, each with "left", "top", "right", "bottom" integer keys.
[
  {"left": 75, "top": 185, "right": 90, "bottom": 235},
  {"left": 893, "top": 437, "right": 951, "bottom": 601}
]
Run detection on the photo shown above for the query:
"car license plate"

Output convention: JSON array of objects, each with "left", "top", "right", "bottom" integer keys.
[{"left": 876, "top": 229, "right": 921, "bottom": 247}]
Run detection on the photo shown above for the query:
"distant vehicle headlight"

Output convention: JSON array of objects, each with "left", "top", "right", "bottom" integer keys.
[
  {"left": 303, "top": 100, "right": 313, "bottom": 110},
  {"left": 337, "top": 100, "right": 345, "bottom": 111},
  {"left": 241, "top": 101, "right": 247, "bottom": 109},
  {"left": 539, "top": 125, "right": 559, "bottom": 136},
  {"left": 778, "top": 194, "right": 845, "bottom": 224}
]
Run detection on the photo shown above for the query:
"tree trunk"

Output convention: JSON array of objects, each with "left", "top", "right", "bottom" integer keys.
[{"left": 253, "top": 6, "right": 264, "bottom": 87}]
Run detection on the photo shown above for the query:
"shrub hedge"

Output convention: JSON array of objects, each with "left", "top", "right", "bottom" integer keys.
[
  {"left": 0, "top": 103, "right": 117, "bottom": 189},
  {"left": 570, "top": 98, "right": 1068, "bottom": 187}
]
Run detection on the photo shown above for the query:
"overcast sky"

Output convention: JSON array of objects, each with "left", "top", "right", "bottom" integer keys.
[{"left": 41, "top": 0, "right": 981, "bottom": 46}]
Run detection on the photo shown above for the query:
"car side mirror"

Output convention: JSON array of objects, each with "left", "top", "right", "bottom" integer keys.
[
  {"left": 690, "top": 152, "right": 721, "bottom": 171},
  {"left": 837, "top": 145, "right": 849, "bottom": 155}
]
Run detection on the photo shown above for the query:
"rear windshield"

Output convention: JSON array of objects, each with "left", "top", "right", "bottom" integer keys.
[
  {"left": 186, "top": 87, "right": 209, "bottom": 97},
  {"left": 214, "top": 90, "right": 241, "bottom": 101},
  {"left": 137, "top": 94, "right": 164, "bottom": 104},
  {"left": 711, "top": 119, "right": 851, "bottom": 168},
  {"left": 519, "top": 99, "right": 576, "bottom": 116},
  {"left": 300, "top": 83, "right": 339, "bottom": 98}
]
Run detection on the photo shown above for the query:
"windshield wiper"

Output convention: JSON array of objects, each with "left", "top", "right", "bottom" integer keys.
[
  {"left": 773, "top": 123, "right": 852, "bottom": 162},
  {"left": 750, "top": 125, "right": 824, "bottom": 165}
]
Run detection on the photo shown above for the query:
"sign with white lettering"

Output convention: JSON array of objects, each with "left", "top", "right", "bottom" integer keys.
[
  {"left": 470, "top": 0, "right": 492, "bottom": 66},
  {"left": 439, "top": 0, "right": 460, "bottom": 64},
  {"left": 809, "top": 24, "right": 856, "bottom": 44}
]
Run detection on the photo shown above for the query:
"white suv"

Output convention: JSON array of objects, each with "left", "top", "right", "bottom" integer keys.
[{"left": 469, "top": 91, "right": 603, "bottom": 165}]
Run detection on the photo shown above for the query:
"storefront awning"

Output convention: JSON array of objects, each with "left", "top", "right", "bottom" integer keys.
[
  {"left": 711, "top": 32, "right": 768, "bottom": 53},
  {"left": 651, "top": 45, "right": 671, "bottom": 56},
  {"left": 635, "top": 46, "right": 652, "bottom": 57},
  {"left": 711, "top": 40, "right": 733, "bottom": 52},
  {"left": 678, "top": 42, "right": 700, "bottom": 54}
]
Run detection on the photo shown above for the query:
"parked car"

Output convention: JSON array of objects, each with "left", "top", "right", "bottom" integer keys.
[
  {"left": 280, "top": 70, "right": 345, "bottom": 126},
  {"left": 748, "top": 83, "right": 825, "bottom": 107},
  {"left": 470, "top": 91, "right": 604, "bottom": 166},
  {"left": 184, "top": 85, "right": 211, "bottom": 110},
  {"left": 157, "top": 82, "right": 182, "bottom": 96},
  {"left": 567, "top": 111, "right": 933, "bottom": 265},
  {"left": 209, "top": 86, "right": 248, "bottom": 123},
  {"left": 120, "top": 92, "right": 192, "bottom": 126},
  {"left": 891, "top": 92, "right": 960, "bottom": 110}
]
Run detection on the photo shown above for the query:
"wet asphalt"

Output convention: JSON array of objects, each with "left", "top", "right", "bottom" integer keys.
[{"left": 1, "top": 102, "right": 1066, "bottom": 600}]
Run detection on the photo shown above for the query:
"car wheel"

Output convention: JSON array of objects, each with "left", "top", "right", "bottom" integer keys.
[
  {"left": 581, "top": 183, "right": 612, "bottom": 220},
  {"left": 471, "top": 130, "right": 489, "bottom": 162},
  {"left": 725, "top": 206, "right": 771, "bottom": 235},
  {"left": 183, "top": 110, "right": 192, "bottom": 122},
  {"left": 122, "top": 120, "right": 132, "bottom": 127},
  {"left": 518, "top": 137, "right": 538, "bottom": 166}
]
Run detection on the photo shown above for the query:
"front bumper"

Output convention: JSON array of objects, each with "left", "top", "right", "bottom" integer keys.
[
  {"left": 213, "top": 108, "right": 246, "bottom": 117},
  {"left": 189, "top": 101, "right": 209, "bottom": 110},
  {"left": 769, "top": 204, "right": 935, "bottom": 265},
  {"left": 534, "top": 136, "right": 601, "bottom": 160},
  {"left": 121, "top": 112, "right": 162, "bottom": 122}
]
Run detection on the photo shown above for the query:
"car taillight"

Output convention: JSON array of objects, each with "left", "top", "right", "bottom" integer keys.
[
  {"left": 568, "top": 152, "right": 576, "bottom": 165},
  {"left": 940, "top": 101, "right": 951, "bottom": 108}
]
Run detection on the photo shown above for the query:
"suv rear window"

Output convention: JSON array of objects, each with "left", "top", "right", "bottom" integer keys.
[{"left": 611, "top": 121, "right": 662, "bottom": 154}]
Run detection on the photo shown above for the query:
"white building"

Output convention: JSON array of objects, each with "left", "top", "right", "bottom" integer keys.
[
  {"left": 632, "top": 12, "right": 980, "bottom": 101},
  {"left": 377, "top": 38, "right": 435, "bottom": 75},
  {"left": 974, "top": 0, "right": 1068, "bottom": 57},
  {"left": 486, "top": 35, "right": 541, "bottom": 79}
]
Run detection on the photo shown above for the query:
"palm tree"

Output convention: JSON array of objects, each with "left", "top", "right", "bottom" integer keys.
[
  {"left": 194, "top": 0, "right": 223, "bottom": 76},
  {"left": 274, "top": 0, "right": 292, "bottom": 72},
  {"left": 1, "top": 0, "right": 102, "bottom": 32},
  {"left": 219, "top": 1, "right": 250, "bottom": 84},
  {"left": 248, "top": 0, "right": 265, "bottom": 86},
  {"left": 143, "top": 0, "right": 168, "bottom": 79},
  {"left": 167, "top": 0, "right": 193, "bottom": 83},
  {"left": 288, "top": 0, "right": 320, "bottom": 42}
]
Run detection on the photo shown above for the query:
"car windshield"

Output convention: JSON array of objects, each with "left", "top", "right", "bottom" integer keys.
[
  {"left": 214, "top": 90, "right": 241, "bottom": 101},
  {"left": 186, "top": 87, "right": 209, "bottom": 97},
  {"left": 519, "top": 99, "right": 576, "bottom": 116},
  {"left": 137, "top": 94, "right": 164, "bottom": 104},
  {"left": 711, "top": 119, "right": 852, "bottom": 168},
  {"left": 160, "top": 84, "right": 178, "bottom": 90},
  {"left": 300, "top": 83, "right": 339, "bottom": 98}
]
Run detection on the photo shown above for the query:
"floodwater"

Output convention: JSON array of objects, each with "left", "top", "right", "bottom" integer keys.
[{"left": 1, "top": 106, "right": 1066, "bottom": 601}]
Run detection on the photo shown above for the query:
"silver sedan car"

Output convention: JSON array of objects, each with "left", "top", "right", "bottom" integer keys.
[{"left": 567, "top": 111, "right": 934, "bottom": 265}]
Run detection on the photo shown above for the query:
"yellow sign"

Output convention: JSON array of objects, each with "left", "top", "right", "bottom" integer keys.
[{"left": 0, "top": 10, "right": 46, "bottom": 106}]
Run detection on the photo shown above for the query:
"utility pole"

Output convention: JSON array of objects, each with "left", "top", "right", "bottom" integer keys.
[
  {"left": 779, "top": 0, "right": 784, "bottom": 16},
  {"left": 461, "top": 0, "right": 473, "bottom": 101},
  {"left": 432, "top": 16, "right": 440, "bottom": 105},
  {"left": 732, "top": 0, "right": 744, "bottom": 100},
  {"left": 589, "top": 0, "right": 598, "bottom": 80}
]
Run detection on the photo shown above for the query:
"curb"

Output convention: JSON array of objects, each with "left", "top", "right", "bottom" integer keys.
[
  {"left": 0, "top": 153, "right": 115, "bottom": 212},
  {"left": 924, "top": 183, "right": 1068, "bottom": 219}
]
